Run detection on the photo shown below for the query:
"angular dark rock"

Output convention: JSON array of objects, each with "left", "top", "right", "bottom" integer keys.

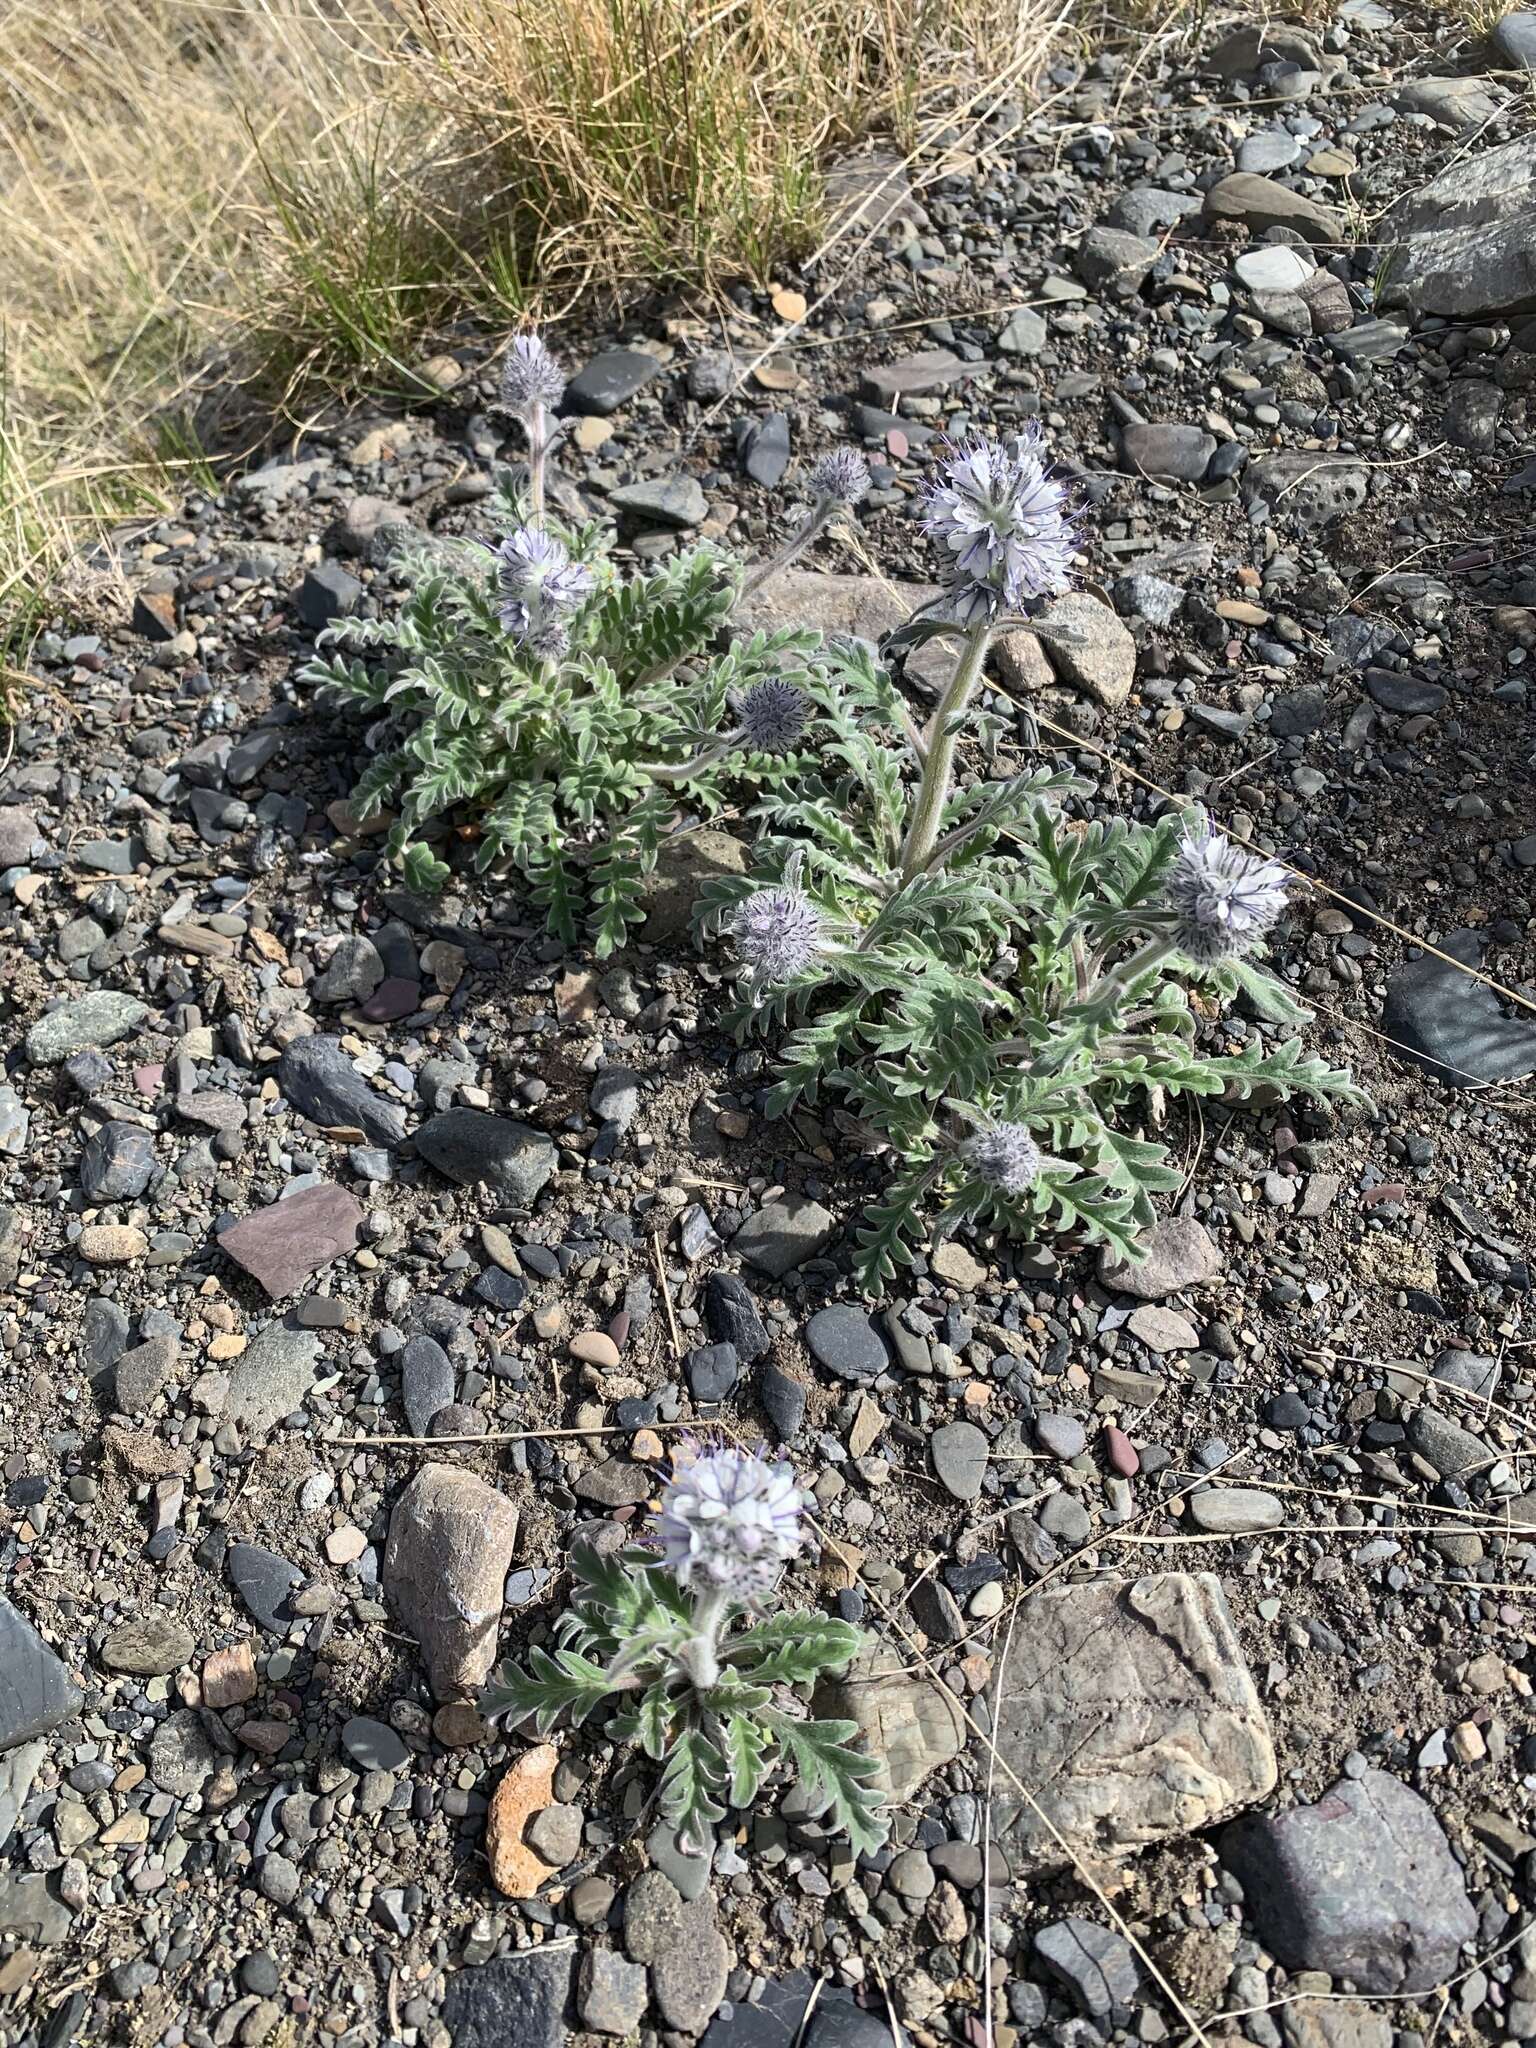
[
  {"left": 1382, "top": 931, "right": 1536, "bottom": 1088},
  {"left": 704, "top": 1272, "right": 771, "bottom": 1362},
  {"left": 228, "top": 1542, "right": 303, "bottom": 1633},
  {"left": 401, "top": 1335, "right": 456, "bottom": 1438},
  {"left": 79, "top": 1121, "right": 157, "bottom": 1202},
  {"left": 0, "top": 1595, "right": 82, "bottom": 1749},
  {"left": 1035, "top": 1919, "right": 1140, "bottom": 2019},
  {"left": 1221, "top": 1768, "right": 1476, "bottom": 1992},
  {"left": 440, "top": 1950, "right": 572, "bottom": 2048},
  {"left": 415, "top": 1110, "right": 556, "bottom": 1207},
  {"left": 278, "top": 1036, "right": 409, "bottom": 1146},
  {"left": 565, "top": 349, "right": 660, "bottom": 415}
]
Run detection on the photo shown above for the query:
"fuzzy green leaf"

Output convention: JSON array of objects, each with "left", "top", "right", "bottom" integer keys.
[
  {"left": 760, "top": 1710, "right": 888, "bottom": 1856},
  {"left": 728, "top": 1612, "right": 863, "bottom": 1686},
  {"left": 720, "top": 1711, "right": 772, "bottom": 1811},
  {"left": 656, "top": 1725, "right": 728, "bottom": 1851},
  {"left": 481, "top": 1645, "right": 614, "bottom": 1732}
]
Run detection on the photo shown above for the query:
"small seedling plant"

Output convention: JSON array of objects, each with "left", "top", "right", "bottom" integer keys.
[
  {"left": 483, "top": 1447, "right": 886, "bottom": 1856},
  {"left": 300, "top": 335, "right": 865, "bottom": 954},
  {"left": 699, "top": 429, "right": 1368, "bottom": 1287}
]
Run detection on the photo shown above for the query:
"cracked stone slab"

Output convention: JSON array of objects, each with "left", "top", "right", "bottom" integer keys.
[{"left": 988, "top": 1571, "right": 1276, "bottom": 1867}]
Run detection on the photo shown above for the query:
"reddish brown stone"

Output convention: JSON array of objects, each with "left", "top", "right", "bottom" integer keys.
[
  {"left": 217, "top": 1182, "right": 364, "bottom": 1299},
  {"left": 359, "top": 977, "right": 420, "bottom": 1022}
]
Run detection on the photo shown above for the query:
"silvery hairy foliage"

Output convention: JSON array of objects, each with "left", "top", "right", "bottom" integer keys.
[
  {"left": 697, "top": 426, "right": 1368, "bottom": 1289},
  {"left": 483, "top": 1446, "right": 885, "bottom": 1857},
  {"left": 298, "top": 333, "right": 865, "bottom": 954}
]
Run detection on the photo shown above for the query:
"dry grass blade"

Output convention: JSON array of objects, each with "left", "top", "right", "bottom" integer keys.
[{"left": 1, "top": 0, "right": 1070, "bottom": 651}]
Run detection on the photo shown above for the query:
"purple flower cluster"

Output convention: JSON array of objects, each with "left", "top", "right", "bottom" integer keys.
[
  {"left": 1163, "top": 820, "right": 1290, "bottom": 965},
  {"left": 500, "top": 333, "right": 566, "bottom": 417},
  {"left": 922, "top": 424, "right": 1077, "bottom": 621},
  {"left": 959, "top": 1121, "right": 1042, "bottom": 1196},
  {"left": 806, "top": 448, "right": 871, "bottom": 506},
  {"left": 495, "top": 525, "right": 594, "bottom": 657},
  {"left": 736, "top": 676, "right": 812, "bottom": 753},
  {"left": 657, "top": 1445, "right": 806, "bottom": 1600},
  {"left": 730, "top": 882, "right": 825, "bottom": 994}
]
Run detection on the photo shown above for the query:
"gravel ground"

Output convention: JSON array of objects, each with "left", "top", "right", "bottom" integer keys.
[{"left": 3, "top": 4, "right": 1536, "bottom": 2046}]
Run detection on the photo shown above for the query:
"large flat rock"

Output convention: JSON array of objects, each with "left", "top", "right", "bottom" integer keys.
[
  {"left": 1382, "top": 140, "right": 1536, "bottom": 318},
  {"left": 989, "top": 1572, "right": 1276, "bottom": 1867}
]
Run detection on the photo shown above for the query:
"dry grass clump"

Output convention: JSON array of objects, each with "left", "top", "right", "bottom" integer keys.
[{"left": 0, "top": 0, "right": 1057, "bottom": 661}]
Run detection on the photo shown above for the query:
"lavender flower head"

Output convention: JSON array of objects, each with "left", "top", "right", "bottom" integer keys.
[
  {"left": 500, "top": 333, "right": 566, "bottom": 416},
  {"left": 736, "top": 676, "right": 812, "bottom": 753},
  {"left": 806, "top": 447, "right": 871, "bottom": 506},
  {"left": 922, "top": 424, "right": 1077, "bottom": 620},
  {"left": 959, "top": 1122, "right": 1042, "bottom": 1196},
  {"left": 730, "top": 877, "right": 825, "bottom": 995},
  {"left": 495, "top": 525, "right": 594, "bottom": 652},
  {"left": 1163, "top": 819, "right": 1290, "bottom": 965},
  {"left": 657, "top": 1445, "right": 806, "bottom": 1600}
]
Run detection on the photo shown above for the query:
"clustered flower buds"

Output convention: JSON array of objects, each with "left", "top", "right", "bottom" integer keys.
[
  {"left": 499, "top": 333, "right": 566, "bottom": 417},
  {"left": 959, "top": 1122, "right": 1042, "bottom": 1195},
  {"left": 922, "top": 422, "right": 1077, "bottom": 621},
  {"left": 657, "top": 1445, "right": 806, "bottom": 1602},
  {"left": 736, "top": 676, "right": 813, "bottom": 753},
  {"left": 1163, "top": 820, "right": 1290, "bottom": 965},
  {"left": 730, "top": 878, "right": 825, "bottom": 996},
  {"left": 495, "top": 525, "right": 595, "bottom": 657},
  {"left": 806, "top": 448, "right": 871, "bottom": 507}
]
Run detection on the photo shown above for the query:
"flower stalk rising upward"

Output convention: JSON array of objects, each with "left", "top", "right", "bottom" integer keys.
[
  {"left": 741, "top": 445, "right": 869, "bottom": 600},
  {"left": 499, "top": 333, "right": 567, "bottom": 520},
  {"left": 895, "top": 427, "right": 1079, "bottom": 882}
]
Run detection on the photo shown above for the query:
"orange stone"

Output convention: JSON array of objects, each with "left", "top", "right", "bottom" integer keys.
[{"left": 486, "top": 1743, "right": 560, "bottom": 1897}]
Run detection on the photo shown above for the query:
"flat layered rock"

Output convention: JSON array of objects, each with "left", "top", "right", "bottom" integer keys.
[
  {"left": 218, "top": 1182, "right": 364, "bottom": 1299},
  {"left": 989, "top": 1572, "right": 1276, "bottom": 1866},
  {"left": 1381, "top": 139, "right": 1536, "bottom": 318},
  {"left": 817, "top": 1641, "right": 966, "bottom": 1806}
]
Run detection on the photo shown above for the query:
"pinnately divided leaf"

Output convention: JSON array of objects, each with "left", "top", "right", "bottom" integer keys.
[
  {"left": 729, "top": 1613, "right": 863, "bottom": 1686},
  {"left": 760, "top": 1710, "right": 888, "bottom": 1858}
]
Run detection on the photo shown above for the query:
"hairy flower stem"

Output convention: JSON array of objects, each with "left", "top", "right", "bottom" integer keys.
[
  {"left": 677, "top": 1589, "right": 734, "bottom": 1692},
  {"left": 897, "top": 619, "right": 993, "bottom": 882},
  {"left": 636, "top": 737, "right": 734, "bottom": 784},
  {"left": 526, "top": 404, "right": 549, "bottom": 523},
  {"left": 740, "top": 497, "right": 838, "bottom": 601}
]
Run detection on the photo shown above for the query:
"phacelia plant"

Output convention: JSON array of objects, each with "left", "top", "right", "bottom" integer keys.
[
  {"left": 699, "top": 428, "right": 1367, "bottom": 1287},
  {"left": 484, "top": 1446, "right": 885, "bottom": 1856},
  {"left": 300, "top": 333, "right": 867, "bottom": 953}
]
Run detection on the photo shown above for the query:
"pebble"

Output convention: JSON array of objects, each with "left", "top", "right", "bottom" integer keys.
[
  {"left": 1188, "top": 1488, "right": 1286, "bottom": 1534},
  {"left": 930, "top": 1421, "right": 989, "bottom": 1501},
  {"left": 806, "top": 1306, "right": 887, "bottom": 1382}
]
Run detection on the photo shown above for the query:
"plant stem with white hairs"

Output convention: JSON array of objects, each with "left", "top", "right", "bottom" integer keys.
[{"left": 897, "top": 615, "right": 994, "bottom": 882}]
